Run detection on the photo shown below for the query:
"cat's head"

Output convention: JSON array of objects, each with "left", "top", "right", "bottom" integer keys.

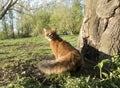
[{"left": 43, "top": 28, "right": 57, "bottom": 41}]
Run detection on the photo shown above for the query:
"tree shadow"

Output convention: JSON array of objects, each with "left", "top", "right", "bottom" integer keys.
[
  {"left": 70, "top": 38, "right": 113, "bottom": 77},
  {"left": 81, "top": 38, "right": 112, "bottom": 62}
]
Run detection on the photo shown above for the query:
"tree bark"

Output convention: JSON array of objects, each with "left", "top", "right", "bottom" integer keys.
[{"left": 77, "top": 0, "right": 120, "bottom": 61}]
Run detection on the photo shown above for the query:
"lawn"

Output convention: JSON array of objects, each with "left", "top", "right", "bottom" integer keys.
[
  {"left": 0, "top": 35, "right": 120, "bottom": 88},
  {"left": 0, "top": 35, "right": 78, "bottom": 87}
]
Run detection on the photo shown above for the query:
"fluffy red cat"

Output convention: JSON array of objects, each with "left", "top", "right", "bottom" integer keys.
[{"left": 37, "top": 28, "right": 83, "bottom": 75}]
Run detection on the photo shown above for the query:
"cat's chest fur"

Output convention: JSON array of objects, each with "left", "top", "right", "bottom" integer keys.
[{"left": 50, "top": 40, "right": 61, "bottom": 58}]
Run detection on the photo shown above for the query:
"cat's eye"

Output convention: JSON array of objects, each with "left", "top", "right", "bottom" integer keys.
[{"left": 48, "top": 33, "right": 52, "bottom": 36}]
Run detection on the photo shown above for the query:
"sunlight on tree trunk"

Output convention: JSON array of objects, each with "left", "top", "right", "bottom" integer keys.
[{"left": 77, "top": 0, "right": 120, "bottom": 61}]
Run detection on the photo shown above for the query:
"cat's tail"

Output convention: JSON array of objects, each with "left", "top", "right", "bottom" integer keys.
[{"left": 37, "top": 58, "right": 82, "bottom": 75}]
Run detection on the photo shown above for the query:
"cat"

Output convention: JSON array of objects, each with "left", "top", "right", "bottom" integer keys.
[{"left": 37, "top": 28, "right": 83, "bottom": 75}]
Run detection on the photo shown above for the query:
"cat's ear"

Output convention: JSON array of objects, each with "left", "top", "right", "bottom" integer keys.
[
  {"left": 43, "top": 28, "right": 47, "bottom": 32},
  {"left": 51, "top": 28, "right": 56, "bottom": 32}
]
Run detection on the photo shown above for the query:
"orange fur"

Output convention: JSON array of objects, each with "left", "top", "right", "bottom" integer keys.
[{"left": 37, "top": 28, "right": 83, "bottom": 75}]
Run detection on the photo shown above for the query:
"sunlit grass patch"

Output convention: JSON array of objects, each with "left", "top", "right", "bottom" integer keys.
[{"left": 0, "top": 35, "right": 78, "bottom": 87}]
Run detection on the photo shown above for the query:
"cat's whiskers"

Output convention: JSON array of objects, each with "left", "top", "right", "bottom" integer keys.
[{"left": 45, "top": 36, "right": 52, "bottom": 41}]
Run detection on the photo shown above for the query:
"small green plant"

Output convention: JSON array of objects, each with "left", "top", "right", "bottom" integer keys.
[
  {"left": 95, "top": 59, "right": 110, "bottom": 79},
  {"left": 95, "top": 55, "right": 120, "bottom": 87}
]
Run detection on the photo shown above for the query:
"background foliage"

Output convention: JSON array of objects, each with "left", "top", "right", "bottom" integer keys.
[{"left": 0, "top": 0, "right": 83, "bottom": 39}]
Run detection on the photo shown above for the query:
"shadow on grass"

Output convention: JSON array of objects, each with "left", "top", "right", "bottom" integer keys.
[{"left": 0, "top": 53, "right": 118, "bottom": 88}]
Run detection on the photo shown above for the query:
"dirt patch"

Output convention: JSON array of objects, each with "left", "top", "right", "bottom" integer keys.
[{"left": 0, "top": 55, "right": 55, "bottom": 87}]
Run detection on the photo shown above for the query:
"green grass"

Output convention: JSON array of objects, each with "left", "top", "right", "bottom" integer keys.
[
  {"left": 0, "top": 35, "right": 77, "bottom": 63},
  {"left": 0, "top": 35, "right": 120, "bottom": 88},
  {"left": 0, "top": 35, "right": 78, "bottom": 87}
]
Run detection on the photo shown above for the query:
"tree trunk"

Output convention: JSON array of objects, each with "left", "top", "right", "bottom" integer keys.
[
  {"left": 2, "top": 17, "right": 8, "bottom": 39},
  {"left": 0, "top": 0, "right": 18, "bottom": 20},
  {"left": 77, "top": 0, "right": 120, "bottom": 61},
  {"left": 9, "top": 10, "right": 15, "bottom": 38}
]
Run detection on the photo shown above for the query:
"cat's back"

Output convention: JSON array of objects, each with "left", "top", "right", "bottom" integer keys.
[
  {"left": 59, "top": 40, "right": 76, "bottom": 51},
  {"left": 50, "top": 39, "right": 78, "bottom": 56}
]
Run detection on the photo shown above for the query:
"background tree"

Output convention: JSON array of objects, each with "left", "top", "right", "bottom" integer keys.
[
  {"left": 69, "top": 0, "right": 83, "bottom": 34},
  {"left": 0, "top": 0, "right": 18, "bottom": 20},
  {"left": 0, "top": 0, "right": 83, "bottom": 39},
  {"left": 49, "top": 2, "right": 70, "bottom": 32},
  {"left": 31, "top": 9, "right": 50, "bottom": 36},
  {"left": 77, "top": 0, "right": 120, "bottom": 60},
  {"left": 16, "top": 0, "right": 33, "bottom": 37},
  {"left": 0, "top": 0, "right": 18, "bottom": 39},
  {"left": 9, "top": 10, "right": 15, "bottom": 38},
  {"left": 1, "top": 16, "right": 9, "bottom": 39},
  {"left": 50, "top": 0, "right": 83, "bottom": 34}
]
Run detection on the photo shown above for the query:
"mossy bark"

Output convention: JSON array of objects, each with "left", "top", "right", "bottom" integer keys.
[{"left": 77, "top": 0, "right": 120, "bottom": 61}]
